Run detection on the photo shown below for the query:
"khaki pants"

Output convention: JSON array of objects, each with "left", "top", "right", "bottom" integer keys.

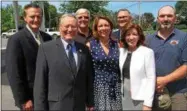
[
  {"left": 153, "top": 92, "right": 187, "bottom": 111},
  {"left": 171, "top": 92, "right": 187, "bottom": 110}
]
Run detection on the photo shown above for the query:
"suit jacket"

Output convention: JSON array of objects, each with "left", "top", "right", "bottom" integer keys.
[
  {"left": 6, "top": 27, "right": 52, "bottom": 107},
  {"left": 112, "top": 29, "right": 121, "bottom": 40},
  {"left": 34, "top": 38, "right": 94, "bottom": 110},
  {"left": 119, "top": 46, "right": 156, "bottom": 107}
]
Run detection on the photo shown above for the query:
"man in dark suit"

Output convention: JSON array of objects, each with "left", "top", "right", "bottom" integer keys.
[
  {"left": 6, "top": 4, "right": 52, "bottom": 110},
  {"left": 34, "top": 14, "right": 94, "bottom": 110}
]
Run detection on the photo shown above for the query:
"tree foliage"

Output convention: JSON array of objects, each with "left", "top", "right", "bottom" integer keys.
[
  {"left": 59, "top": 1, "right": 108, "bottom": 16},
  {"left": 1, "top": 4, "right": 22, "bottom": 32},
  {"left": 175, "top": 1, "right": 187, "bottom": 24},
  {"left": 141, "top": 13, "right": 155, "bottom": 30},
  {"left": 32, "top": 1, "right": 58, "bottom": 28},
  {"left": 59, "top": 1, "right": 110, "bottom": 28}
]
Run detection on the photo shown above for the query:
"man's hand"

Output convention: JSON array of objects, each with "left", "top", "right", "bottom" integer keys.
[
  {"left": 143, "top": 105, "right": 152, "bottom": 110},
  {"left": 156, "top": 76, "right": 168, "bottom": 93},
  {"left": 22, "top": 100, "right": 33, "bottom": 110},
  {"left": 86, "top": 106, "right": 94, "bottom": 111}
]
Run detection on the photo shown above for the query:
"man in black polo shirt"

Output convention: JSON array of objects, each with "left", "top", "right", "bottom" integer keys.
[
  {"left": 74, "top": 8, "right": 92, "bottom": 44},
  {"left": 146, "top": 5, "right": 187, "bottom": 110}
]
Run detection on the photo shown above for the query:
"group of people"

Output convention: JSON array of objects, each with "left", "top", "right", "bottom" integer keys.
[{"left": 6, "top": 3, "right": 187, "bottom": 111}]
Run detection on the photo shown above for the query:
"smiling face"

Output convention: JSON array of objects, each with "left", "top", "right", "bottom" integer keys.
[
  {"left": 24, "top": 7, "right": 42, "bottom": 32},
  {"left": 117, "top": 10, "right": 131, "bottom": 29},
  {"left": 125, "top": 28, "right": 139, "bottom": 50},
  {"left": 97, "top": 19, "right": 111, "bottom": 39},
  {"left": 76, "top": 12, "right": 89, "bottom": 29},
  {"left": 157, "top": 6, "right": 176, "bottom": 30},
  {"left": 59, "top": 16, "right": 78, "bottom": 41}
]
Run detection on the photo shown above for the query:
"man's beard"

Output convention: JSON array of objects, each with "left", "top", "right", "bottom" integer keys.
[{"left": 160, "top": 21, "right": 172, "bottom": 29}]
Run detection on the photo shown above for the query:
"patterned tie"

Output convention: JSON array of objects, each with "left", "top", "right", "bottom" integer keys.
[
  {"left": 67, "top": 44, "right": 77, "bottom": 74},
  {"left": 35, "top": 33, "right": 41, "bottom": 45}
]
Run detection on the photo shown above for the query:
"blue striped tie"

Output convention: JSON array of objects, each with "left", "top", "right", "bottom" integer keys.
[{"left": 67, "top": 44, "right": 77, "bottom": 74}]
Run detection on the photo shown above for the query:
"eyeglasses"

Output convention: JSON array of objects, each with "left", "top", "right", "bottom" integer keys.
[
  {"left": 77, "top": 16, "right": 89, "bottom": 20},
  {"left": 117, "top": 16, "right": 129, "bottom": 19}
]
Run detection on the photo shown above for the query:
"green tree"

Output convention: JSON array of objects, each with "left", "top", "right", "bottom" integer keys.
[
  {"left": 59, "top": 1, "right": 109, "bottom": 28},
  {"left": 32, "top": 1, "right": 58, "bottom": 28},
  {"left": 1, "top": 4, "right": 22, "bottom": 32},
  {"left": 141, "top": 13, "right": 155, "bottom": 30},
  {"left": 59, "top": 1, "right": 108, "bottom": 15},
  {"left": 131, "top": 13, "right": 140, "bottom": 24},
  {"left": 175, "top": 1, "right": 187, "bottom": 24}
]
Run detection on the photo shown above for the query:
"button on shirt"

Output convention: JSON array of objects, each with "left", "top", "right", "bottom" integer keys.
[{"left": 146, "top": 28, "right": 187, "bottom": 93}]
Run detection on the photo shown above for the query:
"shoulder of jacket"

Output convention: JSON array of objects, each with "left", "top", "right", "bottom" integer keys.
[{"left": 138, "top": 46, "right": 154, "bottom": 54}]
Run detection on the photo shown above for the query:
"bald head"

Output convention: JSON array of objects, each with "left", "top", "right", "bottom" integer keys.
[
  {"left": 157, "top": 5, "right": 176, "bottom": 30},
  {"left": 158, "top": 5, "right": 176, "bottom": 16}
]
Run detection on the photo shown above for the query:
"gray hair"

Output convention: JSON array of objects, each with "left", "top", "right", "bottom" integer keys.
[
  {"left": 117, "top": 8, "right": 131, "bottom": 16},
  {"left": 59, "top": 14, "right": 77, "bottom": 25},
  {"left": 75, "top": 8, "right": 90, "bottom": 18}
]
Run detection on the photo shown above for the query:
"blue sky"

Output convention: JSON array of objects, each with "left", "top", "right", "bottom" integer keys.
[{"left": 1, "top": 1, "right": 176, "bottom": 18}]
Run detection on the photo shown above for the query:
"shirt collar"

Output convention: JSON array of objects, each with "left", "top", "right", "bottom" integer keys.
[
  {"left": 155, "top": 28, "right": 176, "bottom": 39},
  {"left": 77, "top": 28, "right": 92, "bottom": 38},
  {"left": 61, "top": 37, "right": 75, "bottom": 49},
  {"left": 26, "top": 24, "right": 40, "bottom": 38}
]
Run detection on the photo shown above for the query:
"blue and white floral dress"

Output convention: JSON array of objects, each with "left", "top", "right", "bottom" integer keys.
[{"left": 90, "top": 38, "right": 122, "bottom": 110}]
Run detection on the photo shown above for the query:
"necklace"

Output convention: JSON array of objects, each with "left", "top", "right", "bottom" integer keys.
[{"left": 101, "top": 40, "right": 109, "bottom": 46}]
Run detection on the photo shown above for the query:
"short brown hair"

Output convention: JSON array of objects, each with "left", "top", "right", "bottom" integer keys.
[
  {"left": 23, "top": 4, "right": 42, "bottom": 17},
  {"left": 117, "top": 8, "right": 131, "bottom": 16},
  {"left": 121, "top": 24, "right": 145, "bottom": 48},
  {"left": 92, "top": 16, "right": 113, "bottom": 39}
]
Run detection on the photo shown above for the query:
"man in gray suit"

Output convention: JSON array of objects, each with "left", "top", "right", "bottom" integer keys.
[{"left": 34, "top": 14, "right": 94, "bottom": 110}]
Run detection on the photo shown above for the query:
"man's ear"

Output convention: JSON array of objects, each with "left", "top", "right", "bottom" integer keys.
[
  {"left": 156, "top": 17, "right": 159, "bottom": 23},
  {"left": 23, "top": 16, "right": 26, "bottom": 22}
]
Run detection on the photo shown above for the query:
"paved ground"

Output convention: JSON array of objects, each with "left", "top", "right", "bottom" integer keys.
[
  {"left": 1, "top": 38, "right": 19, "bottom": 110},
  {"left": 1, "top": 38, "right": 8, "bottom": 49},
  {"left": 2, "top": 72, "right": 19, "bottom": 110}
]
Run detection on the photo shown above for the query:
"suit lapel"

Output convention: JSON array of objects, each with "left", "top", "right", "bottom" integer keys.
[
  {"left": 24, "top": 27, "right": 39, "bottom": 49},
  {"left": 75, "top": 42, "right": 82, "bottom": 74},
  {"left": 56, "top": 38, "right": 72, "bottom": 72}
]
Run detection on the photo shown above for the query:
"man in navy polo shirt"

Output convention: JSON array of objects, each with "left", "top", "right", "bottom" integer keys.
[{"left": 146, "top": 5, "right": 187, "bottom": 110}]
